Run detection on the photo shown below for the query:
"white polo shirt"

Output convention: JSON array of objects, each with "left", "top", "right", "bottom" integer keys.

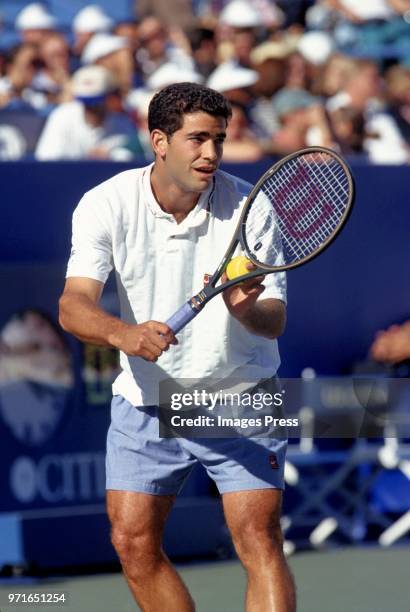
[{"left": 66, "top": 164, "right": 287, "bottom": 406}]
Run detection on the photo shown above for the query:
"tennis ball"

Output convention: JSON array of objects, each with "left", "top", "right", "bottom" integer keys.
[{"left": 226, "top": 256, "right": 251, "bottom": 280}]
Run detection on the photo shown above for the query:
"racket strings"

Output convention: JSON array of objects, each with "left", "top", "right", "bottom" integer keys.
[{"left": 245, "top": 151, "right": 351, "bottom": 267}]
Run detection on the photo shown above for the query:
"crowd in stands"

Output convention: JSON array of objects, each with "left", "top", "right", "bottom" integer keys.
[{"left": 0, "top": 0, "right": 409, "bottom": 162}]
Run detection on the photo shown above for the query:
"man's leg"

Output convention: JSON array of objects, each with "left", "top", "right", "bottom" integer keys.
[
  {"left": 222, "top": 489, "right": 296, "bottom": 612},
  {"left": 107, "top": 490, "right": 195, "bottom": 612}
]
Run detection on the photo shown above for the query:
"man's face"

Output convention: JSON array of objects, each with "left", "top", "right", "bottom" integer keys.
[
  {"left": 138, "top": 17, "right": 167, "bottom": 60},
  {"left": 158, "top": 112, "right": 227, "bottom": 193}
]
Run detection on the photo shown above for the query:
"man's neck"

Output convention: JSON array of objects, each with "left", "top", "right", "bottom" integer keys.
[
  {"left": 84, "top": 106, "right": 106, "bottom": 127},
  {"left": 344, "top": 88, "right": 367, "bottom": 112},
  {"left": 150, "top": 164, "right": 201, "bottom": 224}
]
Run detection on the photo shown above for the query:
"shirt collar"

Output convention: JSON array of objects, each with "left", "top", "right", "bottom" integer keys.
[{"left": 142, "top": 163, "right": 214, "bottom": 230}]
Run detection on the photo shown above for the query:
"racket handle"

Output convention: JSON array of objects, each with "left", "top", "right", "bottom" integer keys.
[{"left": 166, "top": 302, "right": 199, "bottom": 334}]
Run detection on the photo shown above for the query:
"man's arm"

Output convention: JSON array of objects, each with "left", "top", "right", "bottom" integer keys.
[
  {"left": 387, "top": 0, "right": 409, "bottom": 15},
  {"left": 236, "top": 297, "right": 286, "bottom": 339},
  {"left": 59, "top": 277, "right": 176, "bottom": 362},
  {"left": 370, "top": 321, "right": 410, "bottom": 365},
  {"left": 222, "top": 276, "right": 286, "bottom": 340}
]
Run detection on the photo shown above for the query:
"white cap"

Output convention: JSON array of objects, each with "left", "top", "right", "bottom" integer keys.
[
  {"left": 73, "top": 5, "right": 114, "bottom": 34},
  {"left": 15, "top": 3, "right": 56, "bottom": 31},
  {"left": 72, "top": 65, "right": 116, "bottom": 100},
  {"left": 147, "top": 62, "right": 203, "bottom": 91},
  {"left": 207, "top": 62, "right": 258, "bottom": 93},
  {"left": 250, "top": 37, "right": 300, "bottom": 64},
  {"left": 297, "top": 31, "right": 334, "bottom": 66},
  {"left": 81, "top": 33, "right": 128, "bottom": 64},
  {"left": 126, "top": 88, "right": 154, "bottom": 116},
  {"left": 220, "top": 0, "right": 263, "bottom": 28}
]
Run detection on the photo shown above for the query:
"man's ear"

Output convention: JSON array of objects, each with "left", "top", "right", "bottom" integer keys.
[{"left": 151, "top": 129, "right": 169, "bottom": 158}]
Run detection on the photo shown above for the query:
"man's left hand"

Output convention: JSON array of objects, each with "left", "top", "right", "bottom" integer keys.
[{"left": 222, "top": 262, "right": 265, "bottom": 321}]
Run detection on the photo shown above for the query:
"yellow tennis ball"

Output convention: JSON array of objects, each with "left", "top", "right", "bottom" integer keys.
[{"left": 226, "top": 255, "right": 251, "bottom": 280}]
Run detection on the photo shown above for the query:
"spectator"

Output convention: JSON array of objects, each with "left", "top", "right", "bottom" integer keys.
[
  {"left": 72, "top": 5, "right": 114, "bottom": 59},
  {"left": 0, "top": 43, "right": 46, "bottom": 110},
  {"left": 81, "top": 34, "right": 135, "bottom": 94},
  {"left": 249, "top": 44, "right": 288, "bottom": 137},
  {"left": 15, "top": 3, "right": 57, "bottom": 47},
  {"left": 318, "top": 53, "right": 357, "bottom": 98},
  {"left": 136, "top": 0, "right": 195, "bottom": 29},
  {"left": 32, "top": 33, "right": 71, "bottom": 105},
  {"left": 114, "top": 21, "right": 140, "bottom": 58},
  {"left": 124, "top": 89, "right": 154, "bottom": 160},
  {"left": 284, "top": 51, "right": 311, "bottom": 90},
  {"left": 271, "top": 88, "right": 333, "bottom": 154},
  {"left": 146, "top": 62, "right": 203, "bottom": 90},
  {"left": 222, "top": 102, "right": 264, "bottom": 162},
  {"left": 136, "top": 16, "right": 194, "bottom": 80},
  {"left": 35, "top": 65, "right": 139, "bottom": 160},
  {"left": 296, "top": 31, "right": 335, "bottom": 93},
  {"left": 328, "top": 106, "right": 368, "bottom": 154},
  {"left": 218, "top": 0, "right": 263, "bottom": 66},
  {"left": 207, "top": 62, "right": 258, "bottom": 106},
  {"left": 220, "top": 0, "right": 283, "bottom": 30},
  {"left": 327, "top": 0, "right": 394, "bottom": 23},
  {"left": 385, "top": 64, "right": 410, "bottom": 143},
  {"left": 113, "top": 21, "right": 144, "bottom": 88},
  {"left": 187, "top": 27, "right": 218, "bottom": 79},
  {"left": 297, "top": 31, "right": 335, "bottom": 69},
  {"left": 327, "top": 58, "right": 409, "bottom": 163},
  {"left": 370, "top": 321, "right": 410, "bottom": 365}
]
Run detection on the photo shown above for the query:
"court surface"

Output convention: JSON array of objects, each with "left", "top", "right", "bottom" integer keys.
[{"left": 0, "top": 547, "right": 408, "bottom": 612}]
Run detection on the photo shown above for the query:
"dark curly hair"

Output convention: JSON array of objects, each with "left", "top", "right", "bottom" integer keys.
[{"left": 148, "top": 82, "right": 232, "bottom": 138}]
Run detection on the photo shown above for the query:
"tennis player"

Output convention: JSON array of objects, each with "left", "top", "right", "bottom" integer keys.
[{"left": 59, "top": 82, "right": 296, "bottom": 611}]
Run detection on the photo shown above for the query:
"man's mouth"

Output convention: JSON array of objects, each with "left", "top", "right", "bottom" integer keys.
[{"left": 193, "top": 166, "right": 216, "bottom": 177}]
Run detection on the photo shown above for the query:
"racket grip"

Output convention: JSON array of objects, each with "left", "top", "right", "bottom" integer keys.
[{"left": 166, "top": 302, "right": 199, "bottom": 334}]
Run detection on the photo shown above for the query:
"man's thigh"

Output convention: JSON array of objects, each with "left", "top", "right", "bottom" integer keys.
[
  {"left": 222, "top": 488, "right": 283, "bottom": 552},
  {"left": 107, "top": 490, "right": 176, "bottom": 544},
  {"left": 180, "top": 436, "right": 287, "bottom": 494},
  {"left": 106, "top": 395, "right": 196, "bottom": 495}
]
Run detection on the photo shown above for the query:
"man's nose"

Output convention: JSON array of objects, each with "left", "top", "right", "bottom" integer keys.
[{"left": 202, "top": 140, "right": 218, "bottom": 161}]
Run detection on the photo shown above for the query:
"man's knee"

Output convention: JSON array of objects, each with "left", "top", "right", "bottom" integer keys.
[
  {"left": 231, "top": 521, "right": 284, "bottom": 569},
  {"left": 106, "top": 490, "right": 174, "bottom": 578},
  {"left": 111, "top": 522, "right": 163, "bottom": 577}
]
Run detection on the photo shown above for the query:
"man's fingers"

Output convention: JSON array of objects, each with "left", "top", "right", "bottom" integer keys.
[
  {"left": 124, "top": 321, "right": 179, "bottom": 361},
  {"left": 240, "top": 280, "right": 266, "bottom": 294},
  {"left": 147, "top": 321, "right": 178, "bottom": 346}
]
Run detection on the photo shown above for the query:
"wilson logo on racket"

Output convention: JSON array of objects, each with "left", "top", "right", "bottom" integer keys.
[{"left": 275, "top": 164, "right": 334, "bottom": 240}]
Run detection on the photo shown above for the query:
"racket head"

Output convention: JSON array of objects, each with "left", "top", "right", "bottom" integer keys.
[{"left": 239, "top": 147, "right": 355, "bottom": 272}]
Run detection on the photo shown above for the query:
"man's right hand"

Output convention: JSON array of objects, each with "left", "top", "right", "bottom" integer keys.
[
  {"left": 59, "top": 278, "right": 177, "bottom": 362},
  {"left": 112, "top": 321, "right": 177, "bottom": 362}
]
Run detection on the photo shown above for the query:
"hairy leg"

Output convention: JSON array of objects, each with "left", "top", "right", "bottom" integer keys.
[
  {"left": 107, "top": 490, "right": 195, "bottom": 612},
  {"left": 223, "top": 489, "right": 296, "bottom": 612}
]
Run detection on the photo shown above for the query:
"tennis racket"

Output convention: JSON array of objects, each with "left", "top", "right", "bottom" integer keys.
[{"left": 166, "top": 146, "right": 354, "bottom": 334}]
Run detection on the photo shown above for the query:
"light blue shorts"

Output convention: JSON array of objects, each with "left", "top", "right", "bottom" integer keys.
[{"left": 106, "top": 395, "right": 287, "bottom": 495}]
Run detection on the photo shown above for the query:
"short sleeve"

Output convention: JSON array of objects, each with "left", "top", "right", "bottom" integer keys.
[
  {"left": 261, "top": 270, "right": 287, "bottom": 304},
  {"left": 66, "top": 190, "right": 113, "bottom": 283}
]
